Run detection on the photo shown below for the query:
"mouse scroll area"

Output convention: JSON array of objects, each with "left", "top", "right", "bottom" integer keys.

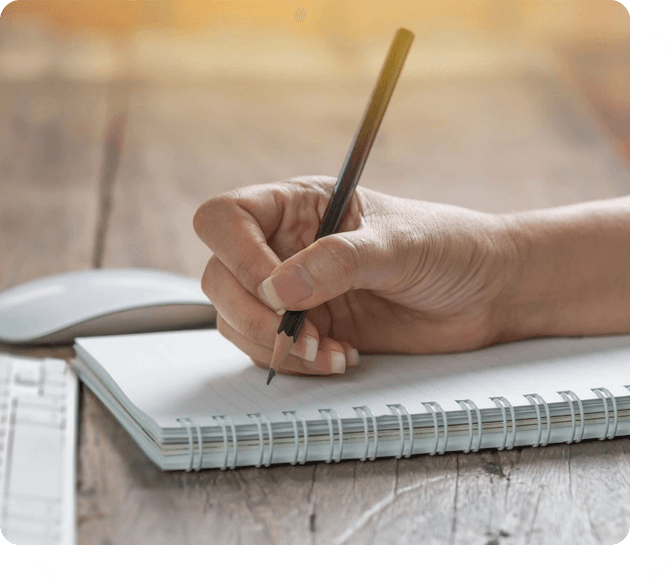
[{"left": 6, "top": 304, "right": 217, "bottom": 346}]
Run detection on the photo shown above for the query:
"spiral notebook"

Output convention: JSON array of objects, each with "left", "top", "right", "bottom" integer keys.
[{"left": 72, "top": 330, "right": 630, "bottom": 471}]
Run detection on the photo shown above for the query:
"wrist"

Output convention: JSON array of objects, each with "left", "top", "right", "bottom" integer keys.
[
  {"left": 489, "top": 212, "right": 552, "bottom": 343},
  {"left": 489, "top": 199, "right": 630, "bottom": 343}
]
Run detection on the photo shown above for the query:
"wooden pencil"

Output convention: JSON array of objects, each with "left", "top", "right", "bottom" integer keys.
[{"left": 267, "top": 28, "right": 414, "bottom": 384}]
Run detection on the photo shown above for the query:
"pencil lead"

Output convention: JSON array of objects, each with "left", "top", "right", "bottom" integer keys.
[{"left": 266, "top": 368, "right": 276, "bottom": 385}]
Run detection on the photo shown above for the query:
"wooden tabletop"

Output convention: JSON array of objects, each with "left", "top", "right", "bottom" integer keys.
[{"left": 0, "top": 28, "right": 629, "bottom": 545}]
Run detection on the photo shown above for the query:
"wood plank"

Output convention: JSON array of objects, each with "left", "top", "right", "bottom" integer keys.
[
  {"left": 314, "top": 439, "right": 629, "bottom": 545},
  {"left": 490, "top": 439, "right": 629, "bottom": 544},
  {"left": 0, "top": 78, "right": 108, "bottom": 361},
  {"left": 0, "top": 79, "right": 107, "bottom": 290},
  {"left": 97, "top": 72, "right": 630, "bottom": 272},
  {"left": 103, "top": 74, "right": 629, "bottom": 249}
]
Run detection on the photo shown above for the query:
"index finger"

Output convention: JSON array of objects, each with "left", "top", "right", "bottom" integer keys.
[{"left": 193, "top": 183, "right": 286, "bottom": 303}]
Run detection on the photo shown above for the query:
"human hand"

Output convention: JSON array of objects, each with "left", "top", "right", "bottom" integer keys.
[{"left": 193, "top": 176, "right": 517, "bottom": 376}]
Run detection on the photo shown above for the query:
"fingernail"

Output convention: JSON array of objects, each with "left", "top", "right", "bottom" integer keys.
[
  {"left": 258, "top": 279, "right": 283, "bottom": 311},
  {"left": 345, "top": 348, "right": 360, "bottom": 367},
  {"left": 304, "top": 336, "right": 318, "bottom": 362},
  {"left": 292, "top": 335, "right": 318, "bottom": 362},
  {"left": 259, "top": 265, "right": 313, "bottom": 310},
  {"left": 331, "top": 351, "right": 346, "bottom": 374}
]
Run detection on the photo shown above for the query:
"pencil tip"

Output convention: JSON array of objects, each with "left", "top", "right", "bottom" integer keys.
[{"left": 266, "top": 368, "right": 276, "bottom": 385}]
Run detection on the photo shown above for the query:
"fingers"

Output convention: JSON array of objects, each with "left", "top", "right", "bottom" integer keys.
[
  {"left": 202, "top": 255, "right": 318, "bottom": 362},
  {"left": 203, "top": 255, "right": 360, "bottom": 372},
  {"left": 216, "top": 315, "right": 359, "bottom": 376},
  {"left": 258, "top": 229, "right": 390, "bottom": 312},
  {"left": 340, "top": 341, "right": 361, "bottom": 367},
  {"left": 194, "top": 177, "right": 365, "bottom": 374},
  {"left": 194, "top": 179, "right": 373, "bottom": 316},
  {"left": 193, "top": 184, "right": 285, "bottom": 311}
]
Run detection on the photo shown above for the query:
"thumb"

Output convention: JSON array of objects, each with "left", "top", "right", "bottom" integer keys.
[{"left": 258, "top": 232, "right": 383, "bottom": 311}]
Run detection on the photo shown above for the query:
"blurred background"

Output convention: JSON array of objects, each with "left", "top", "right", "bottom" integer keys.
[
  {"left": 0, "top": 0, "right": 630, "bottom": 287},
  {"left": 0, "top": 0, "right": 629, "bottom": 162}
]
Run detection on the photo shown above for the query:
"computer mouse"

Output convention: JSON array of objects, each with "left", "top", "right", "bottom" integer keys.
[{"left": 0, "top": 268, "right": 217, "bottom": 345}]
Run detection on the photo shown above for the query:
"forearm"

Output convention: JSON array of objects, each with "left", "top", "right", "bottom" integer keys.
[{"left": 494, "top": 196, "right": 630, "bottom": 342}]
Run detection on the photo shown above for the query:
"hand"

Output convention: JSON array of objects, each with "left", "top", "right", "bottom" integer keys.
[{"left": 193, "top": 176, "right": 516, "bottom": 376}]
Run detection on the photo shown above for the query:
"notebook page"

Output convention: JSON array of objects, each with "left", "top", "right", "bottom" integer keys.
[{"left": 76, "top": 330, "right": 629, "bottom": 430}]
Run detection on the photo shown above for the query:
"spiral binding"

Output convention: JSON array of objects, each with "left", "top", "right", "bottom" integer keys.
[
  {"left": 421, "top": 401, "right": 448, "bottom": 455},
  {"left": 176, "top": 417, "right": 204, "bottom": 472},
  {"left": 388, "top": 404, "right": 414, "bottom": 458},
  {"left": 456, "top": 399, "right": 482, "bottom": 453},
  {"left": 249, "top": 413, "right": 274, "bottom": 467},
  {"left": 557, "top": 390, "right": 585, "bottom": 444},
  {"left": 523, "top": 393, "right": 551, "bottom": 447},
  {"left": 591, "top": 387, "right": 618, "bottom": 440},
  {"left": 212, "top": 415, "right": 238, "bottom": 470},
  {"left": 176, "top": 384, "right": 626, "bottom": 469},
  {"left": 282, "top": 410, "right": 308, "bottom": 465},
  {"left": 490, "top": 397, "right": 517, "bottom": 450},
  {"left": 318, "top": 409, "right": 344, "bottom": 463},
  {"left": 353, "top": 406, "right": 379, "bottom": 461}
]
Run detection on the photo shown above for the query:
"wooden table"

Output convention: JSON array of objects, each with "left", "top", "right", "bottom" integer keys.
[{"left": 0, "top": 32, "right": 629, "bottom": 545}]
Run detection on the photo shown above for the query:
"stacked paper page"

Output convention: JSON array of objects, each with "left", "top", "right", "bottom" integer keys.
[{"left": 75, "top": 330, "right": 630, "bottom": 431}]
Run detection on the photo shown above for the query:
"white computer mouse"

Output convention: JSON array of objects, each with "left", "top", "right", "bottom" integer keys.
[{"left": 0, "top": 268, "right": 217, "bottom": 345}]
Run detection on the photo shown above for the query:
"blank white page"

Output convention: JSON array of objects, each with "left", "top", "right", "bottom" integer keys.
[{"left": 75, "top": 330, "right": 630, "bottom": 430}]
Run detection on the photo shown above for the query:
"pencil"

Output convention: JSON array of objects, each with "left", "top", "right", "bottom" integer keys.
[{"left": 267, "top": 28, "right": 415, "bottom": 385}]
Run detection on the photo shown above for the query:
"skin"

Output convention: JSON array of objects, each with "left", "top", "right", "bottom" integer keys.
[{"left": 193, "top": 175, "right": 629, "bottom": 376}]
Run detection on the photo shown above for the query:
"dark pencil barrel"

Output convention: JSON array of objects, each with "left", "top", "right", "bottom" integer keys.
[
  {"left": 316, "top": 28, "right": 414, "bottom": 239},
  {"left": 272, "top": 28, "right": 414, "bottom": 367},
  {"left": 278, "top": 309, "right": 307, "bottom": 342}
]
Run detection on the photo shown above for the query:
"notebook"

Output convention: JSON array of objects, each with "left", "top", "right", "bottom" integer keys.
[{"left": 72, "top": 330, "right": 629, "bottom": 471}]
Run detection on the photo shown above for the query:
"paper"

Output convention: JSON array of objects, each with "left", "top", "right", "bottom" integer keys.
[{"left": 76, "top": 330, "right": 630, "bottom": 429}]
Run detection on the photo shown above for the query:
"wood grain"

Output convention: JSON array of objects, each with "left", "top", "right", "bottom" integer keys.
[
  {"left": 0, "top": 79, "right": 107, "bottom": 290},
  {"left": 102, "top": 74, "right": 629, "bottom": 246},
  {"left": 0, "top": 79, "right": 107, "bottom": 365}
]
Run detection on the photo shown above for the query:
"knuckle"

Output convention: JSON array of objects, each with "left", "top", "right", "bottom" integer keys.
[
  {"left": 200, "top": 256, "right": 220, "bottom": 298},
  {"left": 216, "top": 188, "right": 242, "bottom": 205},
  {"left": 193, "top": 190, "right": 241, "bottom": 235},
  {"left": 201, "top": 265, "right": 213, "bottom": 299},
  {"left": 192, "top": 203, "right": 207, "bottom": 236},
  {"left": 193, "top": 198, "right": 217, "bottom": 236},
  {"left": 200, "top": 274, "right": 210, "bottom": 299},
  {"left": 320, "top": 236, "right": 361, "bottom": 281},
  {"left": 245, "top": 314, "right": 265, "bottom": 344},
  {"left": 234, "top": 258, "right": 260, "bottom": 294}
]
